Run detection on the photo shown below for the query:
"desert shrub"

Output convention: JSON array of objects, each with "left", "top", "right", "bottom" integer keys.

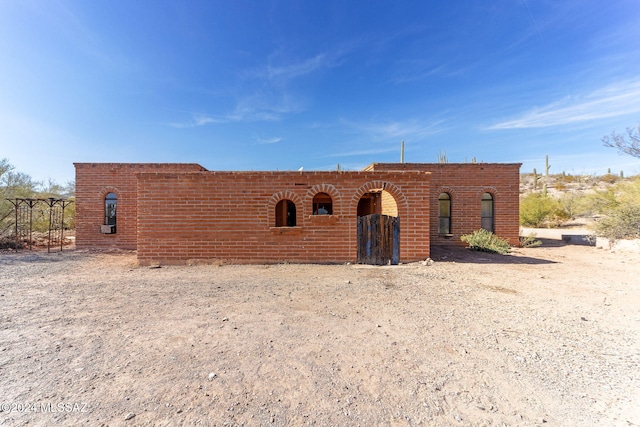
[
  {"left": 594, "top": 204, "right": 640, "bottom": 242},
  {"left": 583, "top": 177, "right": 640, "bottom": 215},
  {"left": 63, "top": 201, "right": 76, "bottom": 229},
  {"left": 558, "top": 191, "right": 591, "bottom": 219},
  {"left": 1, "top": 159, "right": 37, "bottom": 237},
  {"left": 1, "top": 160, "right": 75, "bottom": 238},
  {"left": 520, "top": 193, "right": 550, "bottom": 226},
  {"left": 618, "top": 176, "right": 640, "bottom": 204},
  {"left": 31, "top": 206, "right": 53, "bottom": 232},
  {"left": 519, "top": 232, "right": 542, "bottom": 248},
  {"left": 600, "top": 173, "right": 619, "bottom": 184},
  {"left": 580, "top": 174, "right": 600, "bottom": 186},
  {"left": 460, "top": 229, "right": 511, "bottom": 254},
  {"left": 588, "top": 177, "right": 640, "bottom": 242},
  {"left": 520, "top": 193, "right": 568, "bottom": 227},
  {"left": 583, "top": 188, "right": 619, "bottom": 216},
  {"left": 555, "top": 183, "right": 567, "bottom": 191}
]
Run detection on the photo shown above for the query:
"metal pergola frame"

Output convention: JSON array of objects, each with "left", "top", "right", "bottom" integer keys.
[{"left": 6, "top": 198, "right": 74, "bottom": 253}]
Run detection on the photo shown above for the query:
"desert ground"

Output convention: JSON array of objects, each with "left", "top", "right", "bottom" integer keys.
[{"left": 1, "top": 240, "right": 639, "bottom": 426}]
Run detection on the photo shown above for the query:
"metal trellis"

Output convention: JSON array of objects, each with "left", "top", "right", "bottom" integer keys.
[{"left": 6, "top": 198, "right": 74, "bottom": 252}]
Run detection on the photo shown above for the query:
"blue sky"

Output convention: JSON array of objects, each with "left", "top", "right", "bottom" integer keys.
[{"left": 1, "top": 0, "right": 640, "bottom": 185}]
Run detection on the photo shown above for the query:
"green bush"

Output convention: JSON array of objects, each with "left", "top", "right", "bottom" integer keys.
[
  {"left": 590, "top": 177, "right": 640, "bottom": 242},
  {"left": 460, "top": 229, "right": 511, "bottom": 254},
  {"left": 618, "top": 175, "right": 640, "bottom": 205},
  {"left": 558, "top": 191, "right": 588, "bottom": 219},
  {"left": 594, "top": 203, "right": 640, "bottom": 242},
  {"left": 583, "top": 188, "right": 618, "bottom": 216},
  {"left": 519, "top": 193, "right": 568, "bottom": 227},
  {"left": 1, "top": 159, "right": 76, "bottom": 237},
  {"left": 519, "top": 232, "right": 542, "bottom": 248}
]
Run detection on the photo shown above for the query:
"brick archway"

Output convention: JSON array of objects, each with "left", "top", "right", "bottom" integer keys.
[
  {"left": 352, "top": 181, "right": 406, "bottom": 265},
  {"left": 268, "top": 190, "right": 303, "bottom": 227},
  {"left": 99, "top": 186, "right": 121, "bottom": 200},
  {"left": 306, "top": 183, "right": 342, "bottom": 215},
  {"left": 351, "top": 181, "right": 408, "bottom": 216}
]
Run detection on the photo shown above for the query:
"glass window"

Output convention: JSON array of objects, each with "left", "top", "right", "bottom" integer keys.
[
  {"left": 481, "top": 192, "right": 494, "bottom": 232},
  {"left": 438, "top": 193, "right": 451, "bottom": 234},
  {"left": 105, "top": 192, "right": 117, "bottom": 227}
]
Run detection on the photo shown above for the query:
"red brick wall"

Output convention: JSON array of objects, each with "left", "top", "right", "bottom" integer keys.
[
  {"left": 135, "top": 171, "right": 431, "bottom": 265},
  {"left": 74, "top": 163, "right": 207, "bottom": 249},
  {"left": 75, "top": 162, "right": 519, "bottom": 263},
  {"left": 368, "top": 163, "right": 521, "bottom": 246}
]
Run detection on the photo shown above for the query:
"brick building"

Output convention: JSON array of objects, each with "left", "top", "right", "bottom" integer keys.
[{"left": 74, "top": 162, "right": 520, "bottom": 265}]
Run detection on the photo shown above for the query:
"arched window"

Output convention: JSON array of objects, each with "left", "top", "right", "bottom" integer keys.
[
  {"left": 275, "top": 199, "right": 297, "bottom": 227},
  {"left": 481, "top": 193, "right": 494, "bottom": 232},
  {"left": 104, "top": 192, "right": 117, "bottom": 233},
  {"left": 312, "top": 192, "right": 333, "bottom": 215},
  {"left": 438, "top": 193, "right": 451, "bottom": 235}
]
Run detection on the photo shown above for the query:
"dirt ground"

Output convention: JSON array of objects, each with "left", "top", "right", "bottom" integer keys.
[{"left": 1, "top": 240, "right": 639, "bottom": 426}]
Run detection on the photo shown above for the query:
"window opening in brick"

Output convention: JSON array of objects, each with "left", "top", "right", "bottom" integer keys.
[
  {"left": 357, "top": 192, "right": 377, "bottom": 217},
  {"left": 438, "top": 193, "right": 451, "bottom": 235},
  {"left": 312, "top": 192, "right": 333, "bottom": 215},
  {"left": 104, "top": 192, "right": 117, "bottom": 233},
  {"left": 357, "top": 190, "right": 397, "bottom": 217},
  {"left": 275, "top": 199, "right": 297, "bottom": 227},
  {"left": 481, "top": 192, "right": 494, "bottom": 232}
]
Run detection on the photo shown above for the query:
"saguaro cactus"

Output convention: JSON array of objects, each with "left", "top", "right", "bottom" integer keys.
[{"left": 545, "top": 155, "right": 551, "bottom": 179}]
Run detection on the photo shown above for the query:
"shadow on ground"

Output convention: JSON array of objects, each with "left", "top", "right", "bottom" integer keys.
[{"left": 431, "top": 245, "right": 557, "bottom": 265}]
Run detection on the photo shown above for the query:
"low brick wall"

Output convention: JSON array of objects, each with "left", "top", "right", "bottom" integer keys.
[
  {"left": 135, "top": 170, "right": 431, "bottom": 265},
  {"left": 74, "top": 162, "right": 520, "bottom": 264}
]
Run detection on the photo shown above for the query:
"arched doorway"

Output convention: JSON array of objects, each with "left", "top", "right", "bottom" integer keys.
[{"left": 356, "top": 189, "right": 399, "bottom": 265}]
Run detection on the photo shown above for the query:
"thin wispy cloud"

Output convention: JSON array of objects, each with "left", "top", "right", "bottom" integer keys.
[
  {"left": 343, "top": 118, "right": 446, "bottom": 141},
  {"left": 45, "top": 1, "right": 135, "bottom": 72},
  {"left": 319, "top": 117, "right": 446, "bottom": 160},
  {"left": 265, "top": 52, "right": 343, "bottom": 81},
  {"left": 229, "top": 93, "right": 304, "bottom": 121},
  {"left": 521, "top": 0, "right": 544, "bottom": 41},
  {"left": 246, "top": 48, "right": 349, "bottom": 85},
  {"left": 170, "top": 50, "right": 330, "bottom": 128},
  {"left": 487, "top": 79, "right": 640, "bottom": 130},
  {"left": 592, "top": 19, "right": 640, "bottom": 53},
  {"left": 256, "top": 136, "right": 282, "bottom": 145},
  {"left": 364, "top": 23, "right": 428, "bottom": 58},
  {"left": 167, "top": 111, "right": 224, "bottom": 128},
  {"left": 322, "top": 147, "right": 398, "bottom": 158},
  {"left": 168, "top": 92, "right": 304, "bottom": 128},
  {"left": 392, "top": 63, "right": 450, "bottom": 84}
]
